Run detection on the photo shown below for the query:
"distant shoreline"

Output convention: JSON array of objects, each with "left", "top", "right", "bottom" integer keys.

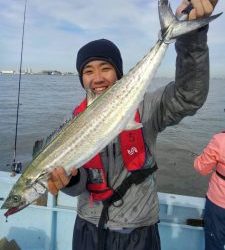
[
  {"left": 0, "top": 74, "right": 224, "bottom": 80},
  {"left": 0, "top": 72, "right": 78, "bottom": 76}
]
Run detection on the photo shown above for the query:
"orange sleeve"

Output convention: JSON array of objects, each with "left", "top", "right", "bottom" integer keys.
[{"left": 194, "top": 135, "right": 220, "bottom": 176}]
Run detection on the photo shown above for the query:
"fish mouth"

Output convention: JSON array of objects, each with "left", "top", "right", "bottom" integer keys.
[{"left": 4, "top": 204, "right": 29, "bottom": 218}]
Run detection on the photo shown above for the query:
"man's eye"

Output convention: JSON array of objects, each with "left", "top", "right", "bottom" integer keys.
[
  {"left": 102, "top": 67, "right": 111, "bottom": 71},
  {"left": 83, "top": 70, "right": 93, "bottom": 75}
]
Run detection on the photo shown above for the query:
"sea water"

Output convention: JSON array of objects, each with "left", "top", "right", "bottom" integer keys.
[{"left": 0, "top": 74, "right": 224, "bottom": 197}]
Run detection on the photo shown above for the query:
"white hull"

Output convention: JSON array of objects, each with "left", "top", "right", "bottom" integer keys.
[{"left": 0, "top": 171, "right": 205, "bottom": 250}]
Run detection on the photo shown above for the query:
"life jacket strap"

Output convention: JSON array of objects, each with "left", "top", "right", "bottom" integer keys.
[{"left": 97, "top": 164, "right": 158, "bottom": 250}]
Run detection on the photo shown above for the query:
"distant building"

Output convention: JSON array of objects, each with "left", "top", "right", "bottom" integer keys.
[
  {"left": 1, "top": 70, "right": 15, "bottom": 74},
  {"left": 25, "top": 67, "right": 33, "bottom": 74},
  {"left": 51, "top": 70, "right": 62, "bottom": 75},
  {"left": 41, "top": 70, "right": 62, "bottom": 75}
]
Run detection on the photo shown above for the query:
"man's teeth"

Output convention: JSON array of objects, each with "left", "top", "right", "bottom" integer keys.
[{"left": 95, "top": 87, "right": 106, "bottom": 91}]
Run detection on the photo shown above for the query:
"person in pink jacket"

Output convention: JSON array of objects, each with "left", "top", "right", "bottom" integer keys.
[{"left": 194, "top": 132, "right": 225, "bottom": 250}]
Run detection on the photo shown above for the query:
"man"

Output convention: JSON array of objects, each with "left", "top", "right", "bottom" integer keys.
[{"left": 48, "top": 0, "right": 217, "bottom": 249}]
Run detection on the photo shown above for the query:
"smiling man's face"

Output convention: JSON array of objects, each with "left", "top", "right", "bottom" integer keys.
[{"left": 82, "top": 60, "right": 118, "bottom": 95}]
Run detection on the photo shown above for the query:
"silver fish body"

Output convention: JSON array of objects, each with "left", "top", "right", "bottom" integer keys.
[{"left": 1, "top": 0, "right": 221, "bottom": 216}]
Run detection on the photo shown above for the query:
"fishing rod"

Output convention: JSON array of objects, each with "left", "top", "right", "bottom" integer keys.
[{"left": 11, "top": 0, "right": 28, "bottom": 174}]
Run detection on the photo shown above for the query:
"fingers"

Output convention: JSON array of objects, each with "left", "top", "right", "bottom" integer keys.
[
  {"left": 201, "top": 0, "right": 214, "bottom": 15},
  {"left": 70, "top": 167, "right": 78, "bottom": 176},
  {"left": 176, "top": 0, "right": 189, "bottom": 16},
  {"left": 209, "top": 0, "right": 218, "bottom": 8},
  {"left": 48, "top": 178, "right": 59, "bottom": 196},
  {"left": 189, "top": 0, "right": 214, "bottom": 20},
  {"left": 189, "top": 0, "right": 215, "bottom": 20},
  {"left": 190, "top": 0, "right": 205, "bottom": 18},
  {"left": 47, "top": 167, "right": 77, "bottom": 195},
  {"left": 176, "top": 0, "right": 216, "bottom": 20}
]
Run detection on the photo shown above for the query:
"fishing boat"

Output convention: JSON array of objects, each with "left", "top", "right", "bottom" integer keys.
[
  {"left": 0, "top": 170, "right": 205, "bottom": 250},
  {"left": 0, "top": 0, "right": 208, "bottom": 249}
]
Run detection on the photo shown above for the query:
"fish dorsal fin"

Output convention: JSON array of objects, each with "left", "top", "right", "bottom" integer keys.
[
  {"left": 32, "top": 119, "right": 72, "bottom": 159},
  {"left": 125, "top": 119, "right": 143, "bottom": 131}
]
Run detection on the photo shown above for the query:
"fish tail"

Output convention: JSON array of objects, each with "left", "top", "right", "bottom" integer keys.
[{"left": 158, "top": 0, "right": 222, "bottom": 41}]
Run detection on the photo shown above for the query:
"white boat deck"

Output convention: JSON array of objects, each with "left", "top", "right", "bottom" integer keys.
[{"left": 0, "top": 171, "right": 205, "bottom": 250}]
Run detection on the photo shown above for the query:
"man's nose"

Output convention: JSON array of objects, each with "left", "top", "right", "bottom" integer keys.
[{"left": 93, "top": 71, "right": 104, "bottom": 83}]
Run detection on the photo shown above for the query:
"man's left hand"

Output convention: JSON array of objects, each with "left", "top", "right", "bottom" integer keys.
[{"left": 176, "top": 0, "right": 218, "bottom": 20}]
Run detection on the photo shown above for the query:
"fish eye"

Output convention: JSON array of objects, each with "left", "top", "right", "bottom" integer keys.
[{"left": 12, "top": 195, "right": 21, "bottom": 203}]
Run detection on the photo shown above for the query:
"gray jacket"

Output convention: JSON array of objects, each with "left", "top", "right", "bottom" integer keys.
[{"left": 62, "top": 27, "right": 209, "bottom": 229}]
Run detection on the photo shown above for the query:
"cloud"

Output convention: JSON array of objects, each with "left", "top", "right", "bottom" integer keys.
[{"left": 0, "top": 0, "right": 224, "bottom": 76}]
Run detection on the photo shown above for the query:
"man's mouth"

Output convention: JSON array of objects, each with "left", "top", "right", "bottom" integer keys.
[{"left": 93, "top": 86, "right": 108, "bottom": 94}]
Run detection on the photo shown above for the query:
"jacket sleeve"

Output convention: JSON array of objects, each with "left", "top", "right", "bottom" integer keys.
[
  {"left": 194, "top": 135, "right": 220, "bottom": 176},
  {"left": 61, "top": 167, "right": 87, "bottom": 197},
  {"left": 149, "top": 26, "right": 209, "bottom": 132}
]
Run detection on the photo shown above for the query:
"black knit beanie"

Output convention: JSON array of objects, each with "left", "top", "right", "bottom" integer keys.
[{"left": 76, "top": 39, "right": 123, "bottom": 87}]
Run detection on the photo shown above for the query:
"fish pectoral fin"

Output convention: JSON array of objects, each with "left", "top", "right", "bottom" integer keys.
[
  {"left": 36, "top": 169, "right": 49, "bottom": 182},
  {"left": 124, "top": 119, "right": 143, "bottom": 131}
]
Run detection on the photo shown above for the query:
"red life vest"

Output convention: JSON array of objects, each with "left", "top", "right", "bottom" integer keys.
[{"left": 73, "top": 98, "right": 147, "bottom": 201}]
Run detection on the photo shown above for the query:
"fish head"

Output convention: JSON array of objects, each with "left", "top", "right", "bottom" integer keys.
[{"left": 1, "top": 175, "right": 46, "bottom": 217}]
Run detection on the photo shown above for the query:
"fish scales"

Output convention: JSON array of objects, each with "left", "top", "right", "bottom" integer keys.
[{"left": 1, "top": 0, "right": 221, "bottom": 217}]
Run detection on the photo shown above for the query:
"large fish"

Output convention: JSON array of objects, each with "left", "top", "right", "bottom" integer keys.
[{"left": 1, "top": 0, "right": 221, "bottom": 217}]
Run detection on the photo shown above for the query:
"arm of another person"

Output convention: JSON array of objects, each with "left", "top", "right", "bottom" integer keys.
[{"left": 194, "top": 135, "right": 220, "bottom": 175}]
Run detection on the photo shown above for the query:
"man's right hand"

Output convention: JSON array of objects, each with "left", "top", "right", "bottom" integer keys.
[{"left": 47, "top": 167, "right": 78, "bottom": 195}]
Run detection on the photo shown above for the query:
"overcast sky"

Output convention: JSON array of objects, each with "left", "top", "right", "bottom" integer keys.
[{"left": 0, "top": 0, "right": 224, "bottom": 77}]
